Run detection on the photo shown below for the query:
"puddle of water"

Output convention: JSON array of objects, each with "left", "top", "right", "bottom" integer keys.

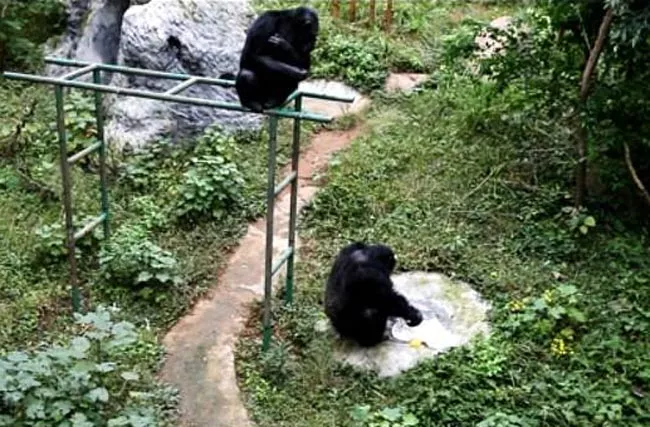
[{"left": 331, "top": 272, "right": 491, "bottom": 377}]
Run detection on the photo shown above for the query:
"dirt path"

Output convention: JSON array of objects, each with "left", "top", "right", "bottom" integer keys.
[{"left": 160, "top": 75, "right": 424, "bottom": 427}]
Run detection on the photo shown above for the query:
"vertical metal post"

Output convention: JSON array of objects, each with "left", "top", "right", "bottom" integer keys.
[
  {"left": 55, "top": 85, "right": 81, "bottom": 313},
  {"left": 285, "top": 95, "right": 302, "bottom": 305},
  {"left": 93, "top": 69, "right": 110, "bottom": 238},
  {"left": 262, "top": 117, "right": 279, "bottom": 351}
]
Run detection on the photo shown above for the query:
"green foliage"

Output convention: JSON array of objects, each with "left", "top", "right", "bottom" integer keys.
[
  {"left": 351, "top": 406, "right": 419, "bottom": 427},
  {"left": 312, "top": 32, "right": 389, "bottom": 92},
  {"left": 0, "top": 0, "right": 65, "bottom": 71},
  {"left": 174, "top": 128, "right": 246, "bottom": 221},
  {"left": 236, "top": 21, "right": 650, "bottom": 425},
  {"left": 99, "top": 225, "right": 184, "bottom": 301},
  {"left": 0, "top": 307, "right": 172, "bottom": 426}
]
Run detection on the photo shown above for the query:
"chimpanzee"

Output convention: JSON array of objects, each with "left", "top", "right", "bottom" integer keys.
[
  {"left": 234, "top": 6, "right": 319, "bottom": 112},
  {"left": 324, "top": 242, "right": 423, "bottom": 347}
]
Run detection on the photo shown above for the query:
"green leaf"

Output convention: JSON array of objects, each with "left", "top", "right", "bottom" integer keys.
[
  {"left": 120, "top": 371, "right": 140, "bottom": 381},
  {"left": 26, "top": 400, "right": 45, "bottom": 419},
  {"left": 549, "top": 306, "right": 566, "bottom": 319},
  {"left": 380, "top": 407, "right": 402, "bottom": 421},
  {"left": 108, "top": 417, "right": 130, "bottom": 427},
  {"left": 402, "top": 413, "right": 419, "bottom": 426},
  {"left": 96, "top": 362, "right": 116, "bottom": 373},
  {"left": 71, "top": 413, "right": 94, "bottom": 427},
  {"left": 70, "top": 337, "right": 90, "bottom": 358},
  {"left": 155, "top": 272, "right": 171, "bottom": 283},
  {"left": 584, "top": 216, "right": 596, "bottom": 227},
  {"left": 579, "top": 225, "right": 588, "bottom": 235},
  {"left": 136, "top": 271, "right": 153, "bottom": 283},
  {"left": 128, "top": 414, "right": 157, "bottom": 427},
  {"left": 567, "top": 308, "right": 586, "bottom": 323},
  {"left": 52, "top": 400, "right": 74, "bottom": 418},
  {"left": 350, "top": 405, "right": 371, "bottom": 421},
  {"left": 87, "top": 387, "right": 109, "bottom": 403}
]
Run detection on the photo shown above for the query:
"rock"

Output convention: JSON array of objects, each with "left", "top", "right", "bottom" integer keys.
[
  {"left": 105, "top": 0, "right": 260, "bottom": 150},
  {"left": 47, "top": 0, "right": 131, "bottom": 76},
  {"left": 384, "top": 73, "right": 428, "bottom": 93},
  {"left": 47, "top": 0, "right": 260, "bottom": 151},
  {"left": 298, "top": 80, "right": 369, "bottom": 118},
  {"left": 474, "top": 15, "right": 530, "bottom": 60},
  {"left": 334, "top": 271, "right": 491, "bottom": 377}
]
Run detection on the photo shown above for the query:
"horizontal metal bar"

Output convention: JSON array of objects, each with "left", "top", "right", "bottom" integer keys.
[
  {"left": 62, "top": 64, "right": 97, "bottom": 80},
  {"left": 46, "top": 56, "right": 235, "bottom": 87},
  {"left": 46, "top": 57, "right": 355, "bottom": 104},
  {"left": 271, "top": 247, "right": 294, "bottom": 276},
  {"left": 285, "top": 89, "right": 356, "bottom": 105},
  {"left": 274, "top": 171, "right": 297, "bottom": 196},
  {"left": 67, "top": 141, "right": 102, "bottom": 164},
  {"left": 74, "top": 213, "right": 107, "bottom": 241},
  {"left": 1, "top": 71, "right": 332, "bottom": 122},
  {"left": 165, "top": 77, "right": 199, "bottom": 95}
]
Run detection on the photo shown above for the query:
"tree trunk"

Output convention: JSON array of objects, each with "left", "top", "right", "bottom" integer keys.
[
  {"left": 624, "top": 142, "right": 650, "bottom": 207},
  {"left": 331, "top": 0, "right": 340, "bottom": 19},
  {"left": 574, "top": 7, "right": 614, "bottom": 208},
  {"left": 369, "top": 0, "right": 376, "bottom": 25},
  {"left": 383, "top": 0, "right": 393, "bottom": 30},
  {"left": 349, "top": 0, "right": 357, "bottom": 22}
]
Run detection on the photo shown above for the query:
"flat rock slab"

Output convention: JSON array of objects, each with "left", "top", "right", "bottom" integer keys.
[
  {"left": 384, "top": 73, "right": 429, "bottom": 93},
  {"left": 333, "top": 272, "right": 491, "bottom": 377},
  {"left": 299, "top": 80, "right": 370, "bottom": 117}
]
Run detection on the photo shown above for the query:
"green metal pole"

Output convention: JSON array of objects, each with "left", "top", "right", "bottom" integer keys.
[
  {"left": 285, "top": 96, "right": 302, "bottom": 305},
  {"left": 93, "top": 69, "right": 110, "bottom": 238},
  {"left": 262, "top": 117, "right": 279, "bottom": 351},
  {"left": 55, "top": 85, "right": 81, "bottom": 313}
]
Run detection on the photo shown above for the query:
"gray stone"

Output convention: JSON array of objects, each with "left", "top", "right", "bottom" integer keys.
[
  {"left": 105, "top": 0, "right": 260, "bottom": 150},
  {"left": 47, "top": 0, "right": 261, "bottom": 151},
  {"left": 47, "top": 0, "right": 131, "bottom": 76}
]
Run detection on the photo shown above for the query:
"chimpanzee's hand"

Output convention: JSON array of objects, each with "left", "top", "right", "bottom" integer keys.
[{"left": 406, "top": 308, "right": 423, "bottom": 327}]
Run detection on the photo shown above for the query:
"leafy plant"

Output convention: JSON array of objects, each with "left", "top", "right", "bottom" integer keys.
[
  {"left": 0, "top": 307, "right": 169, "bottom": 426},
  {"left": 350, "top": 405, "right": 419, "bottom": 427},
  {"left": 0, "top": 0, "right": 66, "bottom": 71},
  {"left": 312, "top": 32, "right": 389, "bottom": 92},
  {"left": 99, "top": 225, "right": 184, "bottom": 301},
  {"left": 175, "top": 129, "right": 245, "bottom": 221}
]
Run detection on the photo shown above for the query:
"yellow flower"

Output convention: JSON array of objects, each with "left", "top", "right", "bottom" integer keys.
[
  {"left": 507, "top": 300, "right": 525, "bottom": 312},
  {"left": 543, "top": 289, "right": 554, "bottom": 303},
  {"left": 550, "top": 337, "right": 574, "bottom": 357}
]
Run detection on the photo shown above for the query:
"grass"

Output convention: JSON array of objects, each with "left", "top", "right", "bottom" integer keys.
[{"left": 234, "top": 68, "right": 650, "bottom": 427}]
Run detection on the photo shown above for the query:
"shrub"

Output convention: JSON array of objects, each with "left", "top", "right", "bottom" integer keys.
[
  {"left": 0, "top": 0, "right": 66, "bottom": 71},
  {"left": 0, "top": 307, "right": 169, "bottom": 426},
  {"left": 99, "top": 225, "right": 184, "bottom": 300},
  {"left": 312, "top": 32, "right": 389, "bottom": 92},
  {"left": 175, "top": 129, "right": 245, "bottom": 221}
]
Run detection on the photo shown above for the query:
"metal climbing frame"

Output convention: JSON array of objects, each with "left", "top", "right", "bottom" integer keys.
[{"left": 2, "top": 57, "right": 353, "bottom": 350}]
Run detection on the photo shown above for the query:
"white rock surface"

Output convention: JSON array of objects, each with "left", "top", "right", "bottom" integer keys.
[
  {"left": 333, "top": 272, "right": 491, "bottom": 377},
  {"left": 48, "top": 0, "right": 260, "bottom": 151},
  {"left": 105, "top": 0, "right": 259, "bottom": 150}
]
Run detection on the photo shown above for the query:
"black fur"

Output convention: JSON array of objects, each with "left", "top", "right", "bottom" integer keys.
[
  {"left": 235, "top": 6, "right": 319, "bottom": 112},
  {"left": 324, "top": 242, "right": 423, "bottom": 347}
]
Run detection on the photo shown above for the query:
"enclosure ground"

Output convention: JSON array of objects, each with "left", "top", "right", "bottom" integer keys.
[{"left": 160, "top": 74, "right": 425, "bottom": 427}]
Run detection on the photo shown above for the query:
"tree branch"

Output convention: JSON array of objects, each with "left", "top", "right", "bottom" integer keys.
[
  {"left": 574, "top": 7, "right": 615, "bottom": 208},
  {"left": 623, "top": 142, "right": 650, "bottom": 207}
]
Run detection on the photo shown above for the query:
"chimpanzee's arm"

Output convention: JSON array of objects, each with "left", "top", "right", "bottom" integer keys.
[
  {"left": 267, "top": 34, "right": 303, "bottom": 64},
  {"left": 375, "top": 276, "right": 422, "bottom": 326},
  {"left": 254, "top": 55, "right": 308, "bottom": 80}
]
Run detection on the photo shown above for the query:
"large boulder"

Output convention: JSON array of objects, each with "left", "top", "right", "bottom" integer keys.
[
  {"left": 106, "top": 0, "right": 260, "bottom": 150},
  {"left": 48, "top": 0, "right": 261, "bottom": 151}
]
